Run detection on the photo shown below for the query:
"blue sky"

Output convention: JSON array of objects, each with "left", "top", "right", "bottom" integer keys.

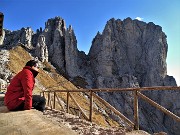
[{"left": 0, "top": 0, "right": 180, "bottom": 86}]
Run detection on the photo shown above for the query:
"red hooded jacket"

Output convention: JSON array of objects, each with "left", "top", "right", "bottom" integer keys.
[{"left": 4, "top": 66, "right": 38, "bottom": 110}]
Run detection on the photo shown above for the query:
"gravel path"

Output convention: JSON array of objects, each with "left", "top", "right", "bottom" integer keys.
[{"left": 43, "top": 108, "right": 126, "bottom": 135}]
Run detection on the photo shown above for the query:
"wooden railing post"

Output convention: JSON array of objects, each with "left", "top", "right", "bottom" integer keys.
[
  {"left": 89, "top": 90, "right": 93, "bottom": 122},
  {"left": 43, "top": 92, "right": 45, "bottom": 98},
  {"left": 67, "top": 92, "right": 70, "bottom": 113},
  {"left": 53, "top": 92, "right": 56, "bottom": 109},
  {"left": 134, "top": 90, "right": 139, "bottom": 130},
  {"left": 47, "top": 92, "right": 50, "bottom": 106}
]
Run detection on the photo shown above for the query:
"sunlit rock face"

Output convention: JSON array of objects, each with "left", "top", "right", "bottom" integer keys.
[
  {"left": 40, "top": 17, "right": 79, "bottom": 77},
  {"left": 0, "top": 30, "right": 5, "bottom": 45},
  {"left": 2, "top": 27, "right": 33, "bottom": 49},
  {"left": 89, "top": 17, "right": 169, "bottom": 88},
  {"left": 35, "top": 34, "right": 48, "bottom": 62},
  {"left": 88, "top": 18, "right": 178, "bottom": 135}
]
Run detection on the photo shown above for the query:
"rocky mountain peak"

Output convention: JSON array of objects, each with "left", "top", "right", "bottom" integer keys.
[
  {"left": 88, "top": 18, "right": 179, "bottom": 135},
  {"left": 45, "top": 16, "right": 66, "bottom": 31},
  {"left": 89, "top": 18, "right": 169, "bottom": 88}
]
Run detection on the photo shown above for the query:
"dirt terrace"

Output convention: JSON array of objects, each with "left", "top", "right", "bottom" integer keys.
[{"left": 0, "top": 106, "right": 77, "bottom": 135}]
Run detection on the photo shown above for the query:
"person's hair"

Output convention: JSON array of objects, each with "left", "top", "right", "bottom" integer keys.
[{"left": 25, "top": 60, "right": 38, "bottom": 67}]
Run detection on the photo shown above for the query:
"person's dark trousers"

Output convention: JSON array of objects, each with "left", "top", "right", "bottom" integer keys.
[{"left": 32, "top": 95, "right": 46, "bottom": 112}]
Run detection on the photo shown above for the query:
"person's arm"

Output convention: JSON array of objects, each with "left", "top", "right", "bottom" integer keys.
[{"left": 21, "top": 70, "right": 34, "bottom": 110}]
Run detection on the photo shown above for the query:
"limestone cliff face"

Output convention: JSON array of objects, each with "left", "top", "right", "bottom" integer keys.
[
  {"left": 3, "top": 27, "right": 33, "bottom": 49},
  {"left": 2, "top": 17, "right": 80, "bottom": 77},
  {"left": 89, "top": 18, "right": 179, "bottom": 135},
  {"left": 41, "top": 17, "right": 79, "bottom": 77},
  {"left": 64, "top": 25, "right": 79, "bottom": 77},
  {"left": 35, "top": 34, "right": 48, "bottom": 62},
  {"left": 89, "top": 18, "right": 169, "bottom": 88}
]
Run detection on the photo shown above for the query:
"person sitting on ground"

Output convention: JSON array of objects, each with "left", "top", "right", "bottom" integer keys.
[{"left": 4, "top": 60, "right": 46, "bottom": 112}]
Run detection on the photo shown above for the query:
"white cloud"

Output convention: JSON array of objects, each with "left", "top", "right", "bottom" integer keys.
[
  {"left": 167, "top": 66, "right": 180, "bottom": 86},
  {"left": 135, "top": 17, "right": 143, "bottom": 21}
]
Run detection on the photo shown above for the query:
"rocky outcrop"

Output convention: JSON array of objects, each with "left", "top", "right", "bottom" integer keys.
[
  {"left": 20, "top": 27, "right": 33, "bottom": 48},
  {"left": 0, "top": 49, "right": 11, "bottom": 87},
  {"left": 40, "top": 17, "right": 79, "bottom": 77},
  {"left": 2, "top": 17, "right": 80, "bottom": 77},
  {"left": 48, "top": 28, "right": 65, "bottom": 70},
  {"left": 64, "top": 25, "right": 79, "bottom": 77},
  {"left": 88, "top": 18, "right": 179, "bottom": 135},
  {"left": 35, "top": 34, "right": 48, "bottom": 62},
  {"left": 0, "top": 12, "right": 4, "bottom": 45},
  {"left": 2, "top": 27, "right": 33, "bottom": 49},
  {"left": 0, "top": 30, "right": 5, "bottom": 45},
  {"left": 89, "top": 18, "right": 169, "bottom": 88}
]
